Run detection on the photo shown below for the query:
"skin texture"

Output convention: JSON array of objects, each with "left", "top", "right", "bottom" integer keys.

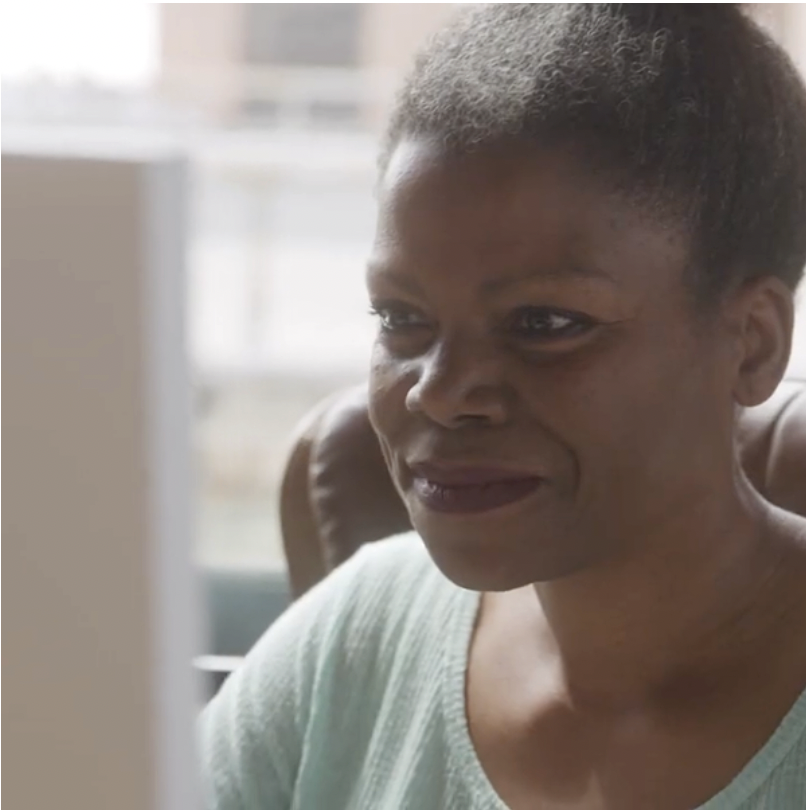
[{"left": 366, "top": 139, "right": 806, "bottom": 809}]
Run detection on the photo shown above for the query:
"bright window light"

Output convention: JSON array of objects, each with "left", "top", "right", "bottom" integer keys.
[{"left": 1, "top": 1, "right": 158, "bottom": 86}]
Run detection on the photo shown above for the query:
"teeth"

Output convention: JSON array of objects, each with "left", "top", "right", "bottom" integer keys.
[{"left": 421, "top": 480, "right": 447, "bottom": 497}]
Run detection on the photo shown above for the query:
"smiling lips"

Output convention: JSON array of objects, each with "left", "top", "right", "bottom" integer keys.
[{"left": 409, "top": 463, "right": 544, "bottom": 514}]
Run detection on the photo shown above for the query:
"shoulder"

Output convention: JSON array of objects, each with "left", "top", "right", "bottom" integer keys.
[
  {"left": 289, "top": 531, "right": 440, "bottom": 624},
  {"left": 338, "top": 531, "right": 436, "bottom": 592},
  {"left": 347, "top": 532, "right": 445, "bottom": 601},
  {"left": 219, "top": 532, "right": 456, "bottom": 707},
  {"left": 278, "top": 532, "right": 471, "bottom": 724},
  {"left": 308, "top": 532, "right": 459, "bottom": 656},
  {"left": 199, "top": 533, "right": 455, "bottom": 809}
]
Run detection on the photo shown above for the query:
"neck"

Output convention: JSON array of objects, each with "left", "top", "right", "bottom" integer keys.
[{"left": 531, "top": 478, "right": 793, "bottom": 711}]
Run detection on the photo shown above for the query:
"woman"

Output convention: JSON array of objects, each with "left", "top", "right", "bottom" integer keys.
[{"left": 202, "top": 6, "right": 806, "bottom": 808}]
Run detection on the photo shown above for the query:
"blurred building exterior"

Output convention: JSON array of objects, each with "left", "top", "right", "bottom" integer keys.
[{"left": 158, "top": 4, "right": 455, "bottom": 130}]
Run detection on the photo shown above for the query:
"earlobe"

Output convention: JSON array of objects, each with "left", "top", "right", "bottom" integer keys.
[{"left": 731, "top": 277, "right": 794, "bottom": 408}]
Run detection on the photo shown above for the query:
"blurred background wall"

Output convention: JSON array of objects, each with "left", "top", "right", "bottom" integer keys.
[{"left": 4, "top": 3, "right": 806, "bottom": 576}]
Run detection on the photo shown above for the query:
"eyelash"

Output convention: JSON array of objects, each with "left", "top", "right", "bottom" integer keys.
[
  {"left": 369, "top": 303, "right": 597, "bottom": 342},
  {"left": 368, "top": 304, "right": 431, "bottom": 333},
  {"left": 506, "top": 306, "right": 597, "bottom": 340}
]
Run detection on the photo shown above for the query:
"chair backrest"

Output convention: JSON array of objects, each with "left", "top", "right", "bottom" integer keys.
[{"left": 281, "top": 380, "right": 806, "bottom": 597}]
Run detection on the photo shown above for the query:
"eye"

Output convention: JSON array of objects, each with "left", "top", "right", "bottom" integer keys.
[
  {"left": 508, "top": 307, "right": 596, "bottom": 340},
  {"left": 369, "top": 302, "right": 431, "bottom": 333}
]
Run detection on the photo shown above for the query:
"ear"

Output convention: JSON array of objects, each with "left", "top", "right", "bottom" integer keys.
[{"left": 728, "top": 277, "right": 794, "bottom": 408}]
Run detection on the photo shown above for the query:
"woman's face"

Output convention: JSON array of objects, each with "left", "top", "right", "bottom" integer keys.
[{"left": 367, "top": 139, "right": 737, "bottom": 591}]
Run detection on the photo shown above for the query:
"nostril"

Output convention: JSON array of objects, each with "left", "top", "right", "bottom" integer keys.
[{"left": 455, "top": 413, "right": 491, "bottom": 425}]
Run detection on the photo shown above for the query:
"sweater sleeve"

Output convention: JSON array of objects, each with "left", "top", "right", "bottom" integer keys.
[{"left": 198, "top": 545, "right": 382, "bottom": 810}]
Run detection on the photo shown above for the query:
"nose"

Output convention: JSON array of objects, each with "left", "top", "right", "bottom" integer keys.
[{"left": 404, "top": 335, "right": 510, "bottom": 428}]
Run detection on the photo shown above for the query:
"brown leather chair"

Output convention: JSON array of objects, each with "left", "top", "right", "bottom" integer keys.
[{"left": 281, "top": 379, "right": 806, "bottom": 598}]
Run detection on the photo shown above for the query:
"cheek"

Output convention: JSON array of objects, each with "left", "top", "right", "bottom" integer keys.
[
  {"left": 368, "top": 343, "right": 413, "bottom": 448},
  {"left": 517, "top": 329, "right": 706, "bottom": 470}
]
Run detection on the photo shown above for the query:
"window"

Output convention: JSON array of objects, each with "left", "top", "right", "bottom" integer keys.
[{"left": 244, "top": 4, "right": 363, "bottom": 68}]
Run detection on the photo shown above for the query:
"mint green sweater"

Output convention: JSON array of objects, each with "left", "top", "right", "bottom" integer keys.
[{"left": 200, "top": 534, "right": 806, "bottom": 809}]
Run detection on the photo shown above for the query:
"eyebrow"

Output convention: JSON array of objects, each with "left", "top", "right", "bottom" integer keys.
[
  {"left": 366, "top": 263, "right": 426, "bottom": 297},
  {"left": 367, "top": 261, "right": 617, "bottom": 297},
  {"left": 480, "top": 262, "right": 617, "bottom": 294}
]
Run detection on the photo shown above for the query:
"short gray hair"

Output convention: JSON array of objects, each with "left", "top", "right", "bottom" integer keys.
[{"left": 382, "top": 4, "right": 806, "bottom": 301}]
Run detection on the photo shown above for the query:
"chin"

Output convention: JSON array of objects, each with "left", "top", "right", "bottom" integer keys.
[{"left": 409, "top": 504, "right": 591, "bottom": 592}]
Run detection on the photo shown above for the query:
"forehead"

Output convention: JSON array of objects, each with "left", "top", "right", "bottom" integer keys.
[{"left": 372, "top": 139, "right": 690, "bottom": 294}]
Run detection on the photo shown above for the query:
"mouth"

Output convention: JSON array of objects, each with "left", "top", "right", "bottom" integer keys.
[{"left": 408, "top": 462, "right": 544, "bottom": 515}]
